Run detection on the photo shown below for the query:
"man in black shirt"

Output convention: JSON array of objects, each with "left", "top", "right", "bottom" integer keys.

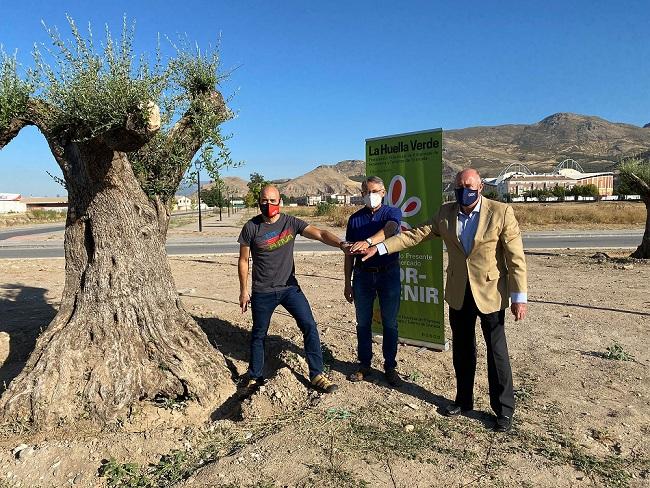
[{"left": 238, "top": 185, "right": 346, "bottom": 393}]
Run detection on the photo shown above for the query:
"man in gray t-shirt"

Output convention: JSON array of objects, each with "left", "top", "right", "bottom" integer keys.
[
  {"left": 238, "top": 185, "right": 347, "bottom": 394},
  {"left": 238, "top": 213, "right": 308, "bottom": 292}
]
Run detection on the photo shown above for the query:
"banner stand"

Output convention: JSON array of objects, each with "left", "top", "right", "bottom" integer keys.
[{"left": 366, "top": 128, "right": 445, "bottom": 350}]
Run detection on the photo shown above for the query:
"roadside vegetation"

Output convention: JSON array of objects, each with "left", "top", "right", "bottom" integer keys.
[
  {"left": 286, "top": 201, "right": 645, "bottom": 230},
  {"left": 0, "top": 209, "right": 66, "bottom": 227},
  {"left": 512, "top": 202, "right": 644, "bottom": 228},
  {"left": 1, "top": 201, "right": 644, "bottom": 231}
]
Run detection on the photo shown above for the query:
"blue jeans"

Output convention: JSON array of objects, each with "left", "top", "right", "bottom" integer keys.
[
  {"left": 352, "top": 262, "right": 401, "bottom": 371},
  {"left": 249, "top": 285, "right": 323, "bottom": 381}
]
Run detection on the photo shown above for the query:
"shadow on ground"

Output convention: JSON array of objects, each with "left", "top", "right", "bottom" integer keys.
[
  {"left": 195, "top": 314, "right": 452, "bottom": 422},
  {"left": 0, "top": 284, "right": 56, "bottom": 392}
]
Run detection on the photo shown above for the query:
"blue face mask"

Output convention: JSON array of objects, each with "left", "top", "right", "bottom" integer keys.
[{"left": 454, "top": 187, "right": 479, "bottom": 207}]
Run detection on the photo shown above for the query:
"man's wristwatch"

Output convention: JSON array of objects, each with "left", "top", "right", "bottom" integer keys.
[{"left": 365, "top": 237, "right": 373, "bottom": 246}]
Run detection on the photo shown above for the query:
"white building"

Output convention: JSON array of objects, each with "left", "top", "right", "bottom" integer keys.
[
  {"left": 0, "top": 193, "right": 26, "bottom": 213},
  {"left": 483, "top": 160, "right": 614, "bottom": 198},
  {"left": 326, "top": 193, "right": 352, "bottom": 205},
  {"left": 296, "top": 195, "right": 323, "bottom": 206},
  {"left": 173, "top": 195, "right": 193, "bottom": 211}
]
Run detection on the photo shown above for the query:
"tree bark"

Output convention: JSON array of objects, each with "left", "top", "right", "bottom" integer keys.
[
  {"left": 631, "top": 197, "right": 650, "bottom": 259},
  {"left": 0, "top": 139, "right": 234, "bottom": 427}
]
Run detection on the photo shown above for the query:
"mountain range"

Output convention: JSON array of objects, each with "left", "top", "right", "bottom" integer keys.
[{"left": 188, "top": 113, "right": 650, "bottom": 197}]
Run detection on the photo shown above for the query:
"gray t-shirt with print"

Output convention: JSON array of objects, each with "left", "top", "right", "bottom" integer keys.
[{"left": 238, "top": 213, "right": 309, "bottom": 293}]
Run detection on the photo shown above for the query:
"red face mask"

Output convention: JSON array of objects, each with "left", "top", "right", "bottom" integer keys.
[{"left": 260, "top": 202, "right": 280, "bottom": 218}]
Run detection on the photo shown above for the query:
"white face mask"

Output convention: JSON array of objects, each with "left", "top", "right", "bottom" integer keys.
[{"left": 363, "top": 192, "right": 383, "bottom": 209}]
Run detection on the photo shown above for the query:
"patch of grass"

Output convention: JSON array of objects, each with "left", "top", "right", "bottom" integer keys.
[
  {"left": 302, "top": 463, "right": 370, "bottom": 488},
  {"left": 0, "top": 209, "right": 66, "bottom": 228},
  {"left": 340, "top": 406, "right": 474, "bottom": 462},
  {"left": 321, "top": 343, "right": 335, "bottom": 373},
  {"left": 514, "top": 422, "right": 650, "bottom": 488},
  {"left": 153, "top": 395, "right": 189, "bottom": 411},
  {"left": 218, "top": 482, "right": 279, "bottom": 488},
  {"left": 167, "top": 216, "right": 198, "bottom": 229},
  {"left": 313, "top": 203, "right": 358, "bottom": 227},
  {"left": 282, "top": 206, "right": 316, "bottom": 218},
  {"left": 602, "top": 341, "right": 635, "bottom": 361},
  {"left": 325, "top": 407, "right": 353, "bottom": 421},
  {"left": 98, "top": 416, "right": 289, "bottom": 487},
  {"left": 512, "top": 202, "right": 645, "bottom": 228},
  {"left": 98, "top": 458, "right": 148, "bottom": 487},
  {"left": 407, "top": 370, "right": 421, "bottom": 383},
  {"left": 513, "top": 370, "right": 538, "bottom": 407}
]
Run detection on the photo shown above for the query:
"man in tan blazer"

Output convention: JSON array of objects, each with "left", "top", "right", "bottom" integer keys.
[{"left": 362, "top": 168, "right": 527, "bottom": 432}]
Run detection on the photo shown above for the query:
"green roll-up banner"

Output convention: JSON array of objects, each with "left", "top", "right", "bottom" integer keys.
[{"left": 365, "top": 129, "right": 447, "bottom": 350}]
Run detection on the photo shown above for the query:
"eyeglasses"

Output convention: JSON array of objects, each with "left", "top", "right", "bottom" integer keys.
[{"left": 361, "top": 188, "right": 384, "bottom": 196}]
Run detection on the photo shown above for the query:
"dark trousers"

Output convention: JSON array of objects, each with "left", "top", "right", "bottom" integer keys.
[
  {"left": 352, "top": 262, "right": 401, "bottom": 371},
  {"left": 249, "top": 285, "right": 323, "bottom": 381},
  {"left": 448, "top": 282, "right": 515, "bottom": 417}
]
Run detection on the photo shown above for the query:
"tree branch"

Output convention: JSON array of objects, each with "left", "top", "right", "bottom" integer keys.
[
  {"left": 165, "top": 90, "right": 229, "bottom": 190},
  {"left": 0, "top": 115, "right": 32, "bottom": 149},
  {"left": 0, "top": 98, "right": 69, "bottom": 176},
  {"left": 626, "top": 171, "right": 650, "bottom": 194}
]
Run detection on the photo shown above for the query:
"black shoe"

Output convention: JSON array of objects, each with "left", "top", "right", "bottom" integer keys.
[
  {"left": 494, "top": 414, "right": 513, "bottom": 432},
  {"left": 238, "top": 376, "right": 264, "bottom": 398},
  {"left": 384, "top": 368, "right": 403, "bottom": 387},
  {"left": 442, "top": 404, "right": 472, "bottom": 417}
]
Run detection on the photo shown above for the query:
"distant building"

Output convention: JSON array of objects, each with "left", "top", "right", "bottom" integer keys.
[
  {"left": 483, "top": 160, "right": 614, "bottom": 197},
  {"left": 350, "top": 195, "right": 364, "bottom": 205},
  {"left": 0, "top": 193, "right": 26, "bottom": 213},
  {"left": 173, "top": 195, "right": 192, "bottom": 211},
  {"left": 22, "top": 197, "right": 68, "bottom": 212},
  {"left": 325, "top": 193, "right": 352, "bottom": 205},
  {"left": 296, "top": 195, "right": 323, "bottom": 206}
]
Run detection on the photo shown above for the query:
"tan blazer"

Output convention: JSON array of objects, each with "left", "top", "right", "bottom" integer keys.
[{"left": 384, "top": 197, "right": 527, "bottom": 314}]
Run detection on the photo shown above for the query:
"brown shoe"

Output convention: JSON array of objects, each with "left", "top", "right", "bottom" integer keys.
[
  {"left": 311, "top": 374, "right": 338, "bottom": 393},
  {"left": 347, "top": 366, "right": 371, "bottom": 382},
  {"left": 385, "top": 368, "right": 403, "bottom": 387}
]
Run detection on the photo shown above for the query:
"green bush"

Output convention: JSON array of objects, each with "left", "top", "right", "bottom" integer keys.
[
  {"left": 315, "top": 202, "right": 335, "bottom": 216},
  {"left": 568, "top": 184, "right": 599, "bottom": 197}
]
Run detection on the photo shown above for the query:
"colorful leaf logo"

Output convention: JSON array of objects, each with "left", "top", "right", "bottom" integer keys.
[{"left": 385, "top": 175, "right": 421, "bottom": 231}]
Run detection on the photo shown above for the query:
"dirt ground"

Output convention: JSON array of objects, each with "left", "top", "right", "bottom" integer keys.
[{"left": 0, "top": 214, "right": 648, "bottom": 487}]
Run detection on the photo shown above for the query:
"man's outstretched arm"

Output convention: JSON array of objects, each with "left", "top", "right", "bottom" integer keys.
[{"left": 302, "top": 225, "right": 346, "bottom": 249}]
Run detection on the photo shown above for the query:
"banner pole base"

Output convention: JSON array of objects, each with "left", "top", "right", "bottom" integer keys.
[{"left": 372, "top": 334, "right": 449, "bottom": 352}]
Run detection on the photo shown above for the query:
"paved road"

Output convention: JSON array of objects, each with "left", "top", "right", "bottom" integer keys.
[
  {"left": 0, "top": 224, "right": 66, "bottom": 241},
  {"left": 0, "top": 211, "right": 201, "bottom": 241},
  {"left": 0, "top": 230, "right": 643, "bottom": 259}
]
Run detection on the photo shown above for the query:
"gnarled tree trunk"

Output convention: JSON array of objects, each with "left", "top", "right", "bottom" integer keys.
[
  {"left": 0, "top": 139, "right": 235, "bottom": 426},
  {"left": 631, "top": 197, "right": 650, "bottom": 259}
]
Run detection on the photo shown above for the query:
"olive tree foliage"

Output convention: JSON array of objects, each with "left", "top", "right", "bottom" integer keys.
[
  {"left": 24, "top": 18, "right": 233, "bottom": 201},
  {"left": 619, "top": 158, "right": 650, "bottom": 258},
  {"left": 0, "top": 18, "right": 238, "bottom": 428},
  {"left": 0, "top": 51, "right": 33, "bottom": 144}
]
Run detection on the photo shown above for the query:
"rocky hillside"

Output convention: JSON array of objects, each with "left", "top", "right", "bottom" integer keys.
[
  {"left": 443, "top": 112, "right": 650, "bottom": 178},
  {"left": 184, "top": 113, "right": 650, "bottom": 197},
  {"left": 277, "top": 160, "right": 364, "bottom": 196},
  {"left": 221, "top": 177, "right": 249, "bottom": 196}
]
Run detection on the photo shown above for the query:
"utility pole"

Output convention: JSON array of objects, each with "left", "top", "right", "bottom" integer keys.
[
  {"left": 218, "top": 185, "right": 222, "bottom": 221},
  {"left": 195, "top": 160, "right": 202, "bottom": 232}
]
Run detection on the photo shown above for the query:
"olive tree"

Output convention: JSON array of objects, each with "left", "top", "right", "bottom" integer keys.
[
  {"left": 620, "top": 159, "right": 650, "bottom": 258},
  {"left": 0, "top": 19, "right": 237, "bottom": 427}
]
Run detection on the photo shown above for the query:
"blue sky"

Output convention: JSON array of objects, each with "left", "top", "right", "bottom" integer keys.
[{"left": 1, "top": 0, "right": 649, "bottom": 195}]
